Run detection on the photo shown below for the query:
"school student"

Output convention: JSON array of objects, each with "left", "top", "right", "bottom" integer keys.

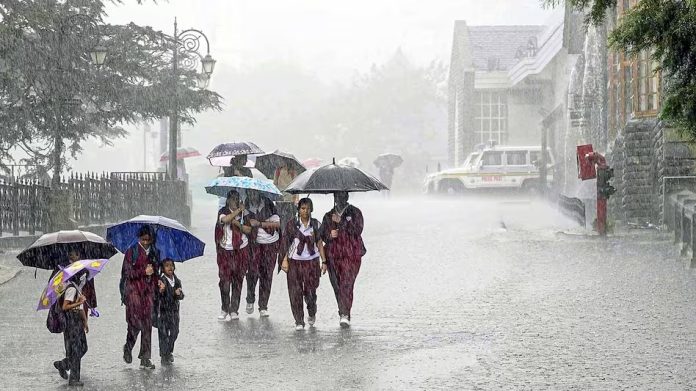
[{"left": 156, "top": 259, "right": 184, "bottom": 365}]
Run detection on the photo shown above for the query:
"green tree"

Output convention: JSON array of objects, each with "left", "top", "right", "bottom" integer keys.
[
  {"left": 0, "top": 0, "right": 222, "bottom": 184},
  {"left": 543, "top": 0, "right": 696, "bottom": 139}
]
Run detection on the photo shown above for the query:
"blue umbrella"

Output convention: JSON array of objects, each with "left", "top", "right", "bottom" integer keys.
[
  {"left": 205, "top": 176, "right": 283, "bottom": 201},
  {"left": 106, "top": 215, "right": 205, "bottom": 262}
]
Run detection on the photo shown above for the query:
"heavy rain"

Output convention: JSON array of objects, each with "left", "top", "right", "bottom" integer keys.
[{"left": 2, "top": 0, "right": 696, "bottom": 389}]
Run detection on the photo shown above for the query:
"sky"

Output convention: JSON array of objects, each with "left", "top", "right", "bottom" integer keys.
[{"left": 72, "top": 0, "right": 555, "bottom": 174}]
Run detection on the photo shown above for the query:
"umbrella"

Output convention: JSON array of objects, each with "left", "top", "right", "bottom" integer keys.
[
  {"left": 106, "top": 215, "right": 205, "bottom": 262},
  {"left": 253, "top": 150, "right": 306, "bottom": 179},
  {"left": 338, "top": 157, "right": 361, "bottom": 168},
  {"left": 159, "top": 147, "right": 201, "bottom": 162},
  {"left": 17, "top": 230, "right": 118, "bottom": 270},
  {"left": 207, "top": 142, "right": 264, "bottom": 167},
  {"left": 205, "top": 176, "right": 283, "bottom": 201},
  {"left": 302, "top": 158, "right": 323, "bottom": 169},
  {"left": 284, "top": 159, "right": 389, "bottom": 194},
  {"left": 37, "top": 258, "right": 110, "bottom": 310},
  {"left": 374, "top": 153, "right": 403, "bottom": 168}
]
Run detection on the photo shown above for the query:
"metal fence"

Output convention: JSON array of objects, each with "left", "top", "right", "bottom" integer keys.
[
  {"left": 545, "top": 191, "right": 586, "bottom": 227},
  {"left": 0, "top": 172, "right": 189, "bottom": 237},
  {"left": 664, "top": 177, "right": 696, "bottom": 264}
]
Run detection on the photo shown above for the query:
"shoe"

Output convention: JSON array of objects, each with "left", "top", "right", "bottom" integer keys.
[
  {"left": 140, "top": 358, "right": 155, "bottom": 370},
  {"left": 217, "top": 311, "right": 228, "bottom": 321},
  {"left": 168, "top": 354, "right": 174, "bottom": 363},
  {"left": 123, "top": 345, "right": 132, "bottom": 364},
  {"left": 161, "top": 356, "right": 171, "bottom": 366},
  {"left": 246, "top": 302, "right": 254, "bottom": 314},
  {"left": 308, "top": 316, "right": 316, "bottom": 327},
  {"left": 259, "top": 309, "right": 269, "bottom": 317},
  {"left": 68, "top": 380, "right": 84, "bottom": 387},
  {"left": 340, "top": 315, "right": 350, "bottom": 328},
  {"left": 228, "top": 312, "right": 239, "bottom": 320},
  {"left": 54, "top": 361, "right": 68, "bottom": 379},
  {"left": 295, "top": 324, "right": 304, "bottom": 331}
]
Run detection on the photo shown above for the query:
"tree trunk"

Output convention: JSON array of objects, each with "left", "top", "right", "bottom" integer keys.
[{"left": 51, "top": 134, "right": 63, "bottom": 188}]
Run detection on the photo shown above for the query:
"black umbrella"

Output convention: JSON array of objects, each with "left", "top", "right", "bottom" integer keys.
[
  {"left": 253, "top": 150, "right": 306, "bottom": 179},
  {"left": 207, "top": 142, "right": 264, "bottom": 166},
  {"left": 284, "top": 158, "right": 389, "bottom": 194},
  {"left": 374, "top": 153, "right": 403, "bottom": 168},
  {"left": 17, "top": 230, "right": 118, "bottom": 270}
]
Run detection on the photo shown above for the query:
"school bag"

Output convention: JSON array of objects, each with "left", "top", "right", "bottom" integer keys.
[{"left": 46, "top": 281, "right": 77, "bottom": 333}]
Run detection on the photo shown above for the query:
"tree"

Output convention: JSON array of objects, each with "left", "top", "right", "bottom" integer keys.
[
  {"left": 0, "top": 0, "right": 222, "bottom": 184},
  {"left": 543, "top": 0, "right": 696, "bottom": 140}
]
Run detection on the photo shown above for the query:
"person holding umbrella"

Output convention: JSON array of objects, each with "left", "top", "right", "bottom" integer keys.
[
  {"left": 57, "top": 269, "right": 89, "bottom": 387},
  {"left": 215, "top": 190, "right": 252, "bottom": 321},
  {"left": 245, "top": 190, "right": 281, "bottom": 317},
  {"left": 120, "top": 226, "right": 159, "bottom": 370},
  {"left": 321, "top": 191, "right": 365, "bottom": 328}
]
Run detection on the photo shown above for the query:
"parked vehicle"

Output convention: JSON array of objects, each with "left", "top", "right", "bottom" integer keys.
[{"left": 424, "top": 145, "right": 554, "bottom": 194}]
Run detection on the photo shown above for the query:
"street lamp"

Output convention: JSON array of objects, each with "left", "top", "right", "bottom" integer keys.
[
  {"left": 90, "top": 45, "right": 108, "bottom": 68},
  {"left": 168, "top": 18, "right": 216, "bottom": 180}
]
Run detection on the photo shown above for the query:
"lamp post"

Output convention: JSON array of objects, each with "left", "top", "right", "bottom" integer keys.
[
  {"left": 168, "top": 18, "right": 216, "bottom": 180},
  {"left": 51, "top": 12, "right": 107, "bottom": 187}
]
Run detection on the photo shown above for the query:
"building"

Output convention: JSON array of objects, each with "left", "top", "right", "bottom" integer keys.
[{"left": 448, "top": 8, "right": 583, "bottom": 169}]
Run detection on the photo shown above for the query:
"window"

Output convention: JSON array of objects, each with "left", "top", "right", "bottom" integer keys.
[
  {"left": 505, "top": 151, "right": 527, "bottom": 165},
  {"left": 475, "top": 91, "right": 507, "bottom": 145},
  {"left": 482, "top": 151, "right": 502, "bottom": 166},
  {"left": 530, "top": 150, "right": 551, "bottom": 166},
  {"left": 636, "top": 50, "right": 659, "bottom": 115}
]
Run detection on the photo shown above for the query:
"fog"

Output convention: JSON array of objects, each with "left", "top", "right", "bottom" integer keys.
[{"left": 71, "top": 0, "right": 553, "bottom": 191}]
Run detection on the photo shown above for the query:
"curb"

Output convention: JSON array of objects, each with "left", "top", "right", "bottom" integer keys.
[{"left": 0, "top": 266, "right": 21, "bottom": 286}]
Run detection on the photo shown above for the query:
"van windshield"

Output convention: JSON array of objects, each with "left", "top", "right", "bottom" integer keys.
[{"left": 462, "top": 153, "right": 479, "bottom": 169}]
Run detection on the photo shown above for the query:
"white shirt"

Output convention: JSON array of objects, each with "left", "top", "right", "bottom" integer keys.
[
  {"left": 289, "top": 220, "right": 320, "bottom": 261},
  {"left": 219, "top": 210, "right": 249, "bottom": 250},
  {"left": 64, "top": 285, "right": 83, "bottom": 311},
  {"left": 164, "top": 275, "right": 175, "bottom": 287},
  {"left": 248, "top": 202, "right": 280, "bottom": 244}
]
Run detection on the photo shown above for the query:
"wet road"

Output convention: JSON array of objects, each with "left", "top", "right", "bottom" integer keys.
[{"left": 1, "top": 194, "right": 694, "bottom": 390}]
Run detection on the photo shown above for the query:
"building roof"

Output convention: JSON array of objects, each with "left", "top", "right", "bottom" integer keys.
[{"left": 466, "top": 25, "right": 544, "bottom": 71}]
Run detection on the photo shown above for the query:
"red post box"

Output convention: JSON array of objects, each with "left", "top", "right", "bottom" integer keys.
[{"left": 577, "top": 144, "right": 596, "bottom": 180}]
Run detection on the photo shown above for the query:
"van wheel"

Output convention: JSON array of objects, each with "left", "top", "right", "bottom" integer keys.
[{"left": 438, "top": 180, "right": 465, "bottom": 195}]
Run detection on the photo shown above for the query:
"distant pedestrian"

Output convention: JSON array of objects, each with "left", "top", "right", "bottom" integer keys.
[
  {"left": 156, "top": 259, "right": 184, "bottom": 366},
  {"left": 245, "top": 190, "right": 281, "bottom": 317},
  {"left": 54, "top": 269, "right": 89, "bottom": 387},
  {"left": 121, "top": 226, "right": 158, "bottom": 370},
  {"left": 321, "top": 191, "right": 365, "bottom": 328},
  {"left": 281, "top": 198, "right": 327, "bottom": 330},
  {"left": 215, "top": 190, "right": 252, "bottom": 321},
  {"left": 219, "top": 155, "right": 253, "bottom": 208}
]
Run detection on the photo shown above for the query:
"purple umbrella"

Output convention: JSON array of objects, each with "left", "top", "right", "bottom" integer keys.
[{"left": 37, "top": 259, "right": 110, "bottom": 311}]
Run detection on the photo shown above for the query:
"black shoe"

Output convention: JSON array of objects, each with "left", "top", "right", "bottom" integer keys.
[
  {"left": 123, "top": 345, "right": 132, "bottom": 364},
  {"left": 68, "top": 379, "right": 84, "bottom": 387},
  {"left": 53, "top": 361, "right": 68, "bottom": 379},
  {"left": 161, "top": 356, "right": 171, "bottom": 366},
  {"left": 168, "top": 354, "right": 174, "bottom": 363},
  {"left": 140, "top": 358, "right": 155, "bottom": 370}
]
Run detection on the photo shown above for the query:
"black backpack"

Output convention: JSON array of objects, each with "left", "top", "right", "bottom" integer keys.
[{"left": 46, "top": 282, "right": 77, "bottom": 333}]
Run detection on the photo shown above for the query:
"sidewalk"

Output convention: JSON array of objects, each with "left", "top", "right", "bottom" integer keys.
[{"left": 0, "top": 250, "right": 21, "bottom": 286}]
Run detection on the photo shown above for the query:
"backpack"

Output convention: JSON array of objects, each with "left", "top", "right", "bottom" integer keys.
[{"left": 46, "top": 282, "right": 76, "bottom": 333}]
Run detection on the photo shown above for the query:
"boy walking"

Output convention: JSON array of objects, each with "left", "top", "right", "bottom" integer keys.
[{"left": 157, "top": 259, "right": 184, "bottom": 365}]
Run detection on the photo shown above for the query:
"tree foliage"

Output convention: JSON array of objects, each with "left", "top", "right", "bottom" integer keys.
[
  {"left": 543, "top": 0, "right": 696, "bottom": 140},
  {"left": 0, "top": 0, "right": 221, "bottom": 181}
]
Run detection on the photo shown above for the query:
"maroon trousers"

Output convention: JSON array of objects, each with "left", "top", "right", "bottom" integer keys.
[
  {"left": 217, "top": 247, "right": 249, "bottom": 314},
  {"left": 327, "top": 256, "right": 362, "bottom": 320},
  {"left": 246, "top": 241, "right": 279, "bottom": 310},
  {"left": 286, "top": 259, "right": 321, "bottom": 326}
]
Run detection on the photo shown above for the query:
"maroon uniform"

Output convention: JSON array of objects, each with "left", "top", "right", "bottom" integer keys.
[
  {"left": 215, "top": 207, "right": 251, "bottom": 315},
  {"left": 122, "top": 244, "right": 158, "bottom": 360},
  {"left": 245, "top": 197, "right": 281, "bottom": 312},
  {"left": 321, "top": 205, "right": 364, "bottom": 320},
  {"left": 282, "top": 217, "right": 322, "bottom": 327}
]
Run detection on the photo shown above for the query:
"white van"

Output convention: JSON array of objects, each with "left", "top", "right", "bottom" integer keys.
[{"left": 424, "top": 145, "right": 554, "bottom": 194}]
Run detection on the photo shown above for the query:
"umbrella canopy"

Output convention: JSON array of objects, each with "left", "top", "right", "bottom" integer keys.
[
  {"left": 37, "top": 258, "right": 110, "bottom": 310},
  {"left": 253, "top": 150, "right": 306, "bottom": 179},
  {"left": 302, "top": 158, "right": 323, "bottom": 169},
  {"left": 338, "top": 157, "right": 361, "bottom": 168},
  {"left": 17, "top": 230, "right": 118, "bottom": 270},
  {"left": 159, "top": 147, "right": 201, "bottom": 162},
  {"left": 207, "top": 142, "right": 264, "bottom": 167},
  {"left": 374, "top": 153, "right": 403, "bottom": 168},
  {"left": 284, "top": 159, "right": 389, "bottom": 194},
  {"left": 205, "top": 176, "right": 283, "bottom": 201},
  {"left": 106, "top": 215, "right": 205, "bottom": 262}
]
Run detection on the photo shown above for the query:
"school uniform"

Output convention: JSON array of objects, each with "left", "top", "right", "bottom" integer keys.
[
  {"left": 321, "top": 204, "right": 365, "bottom": 321},
  {"left": 283, "top": 217, "right": 322, "bottom": 326},
  {"left": 215, "top": 207, "right": 251, "bottom": 315},
  {"left": 56, "top": 283, "right": 88, "bottom": 384},
  {"left": 122, "top": 244, "right": 158, "bottom": 361},
  {"left": 157, "top": 273, "right": 184, "bottom": 360},
  {"left": 245, "top": 197, "right": 281, "bottom": 311}
]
